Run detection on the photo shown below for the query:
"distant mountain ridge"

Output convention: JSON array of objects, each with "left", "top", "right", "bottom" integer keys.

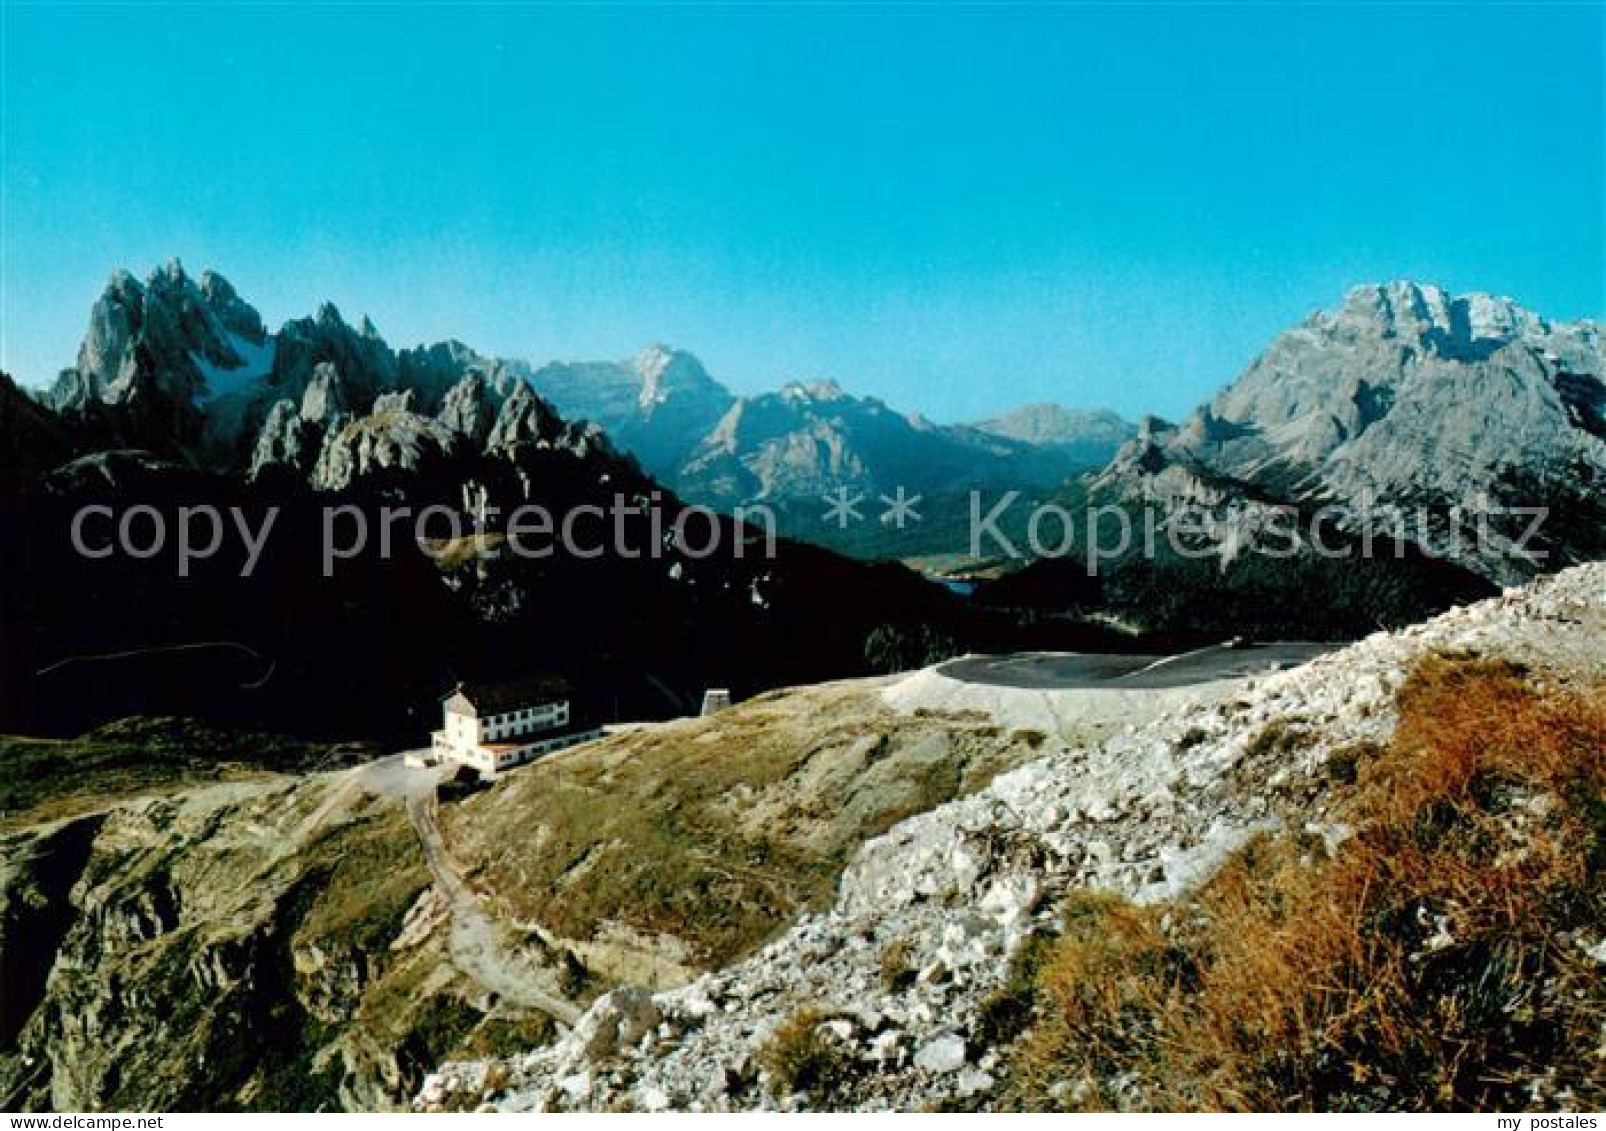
[
  {"left": 525, "top": 346, "right": 735, "bottom": 473},
  {"left": 972, "top": 403, "right": 1136, "bottom": 460},
  {"left": 522, "top": 352, "right": 1130, "bottom": 512}
]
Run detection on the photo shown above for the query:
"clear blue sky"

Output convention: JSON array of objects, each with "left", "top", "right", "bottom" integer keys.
[{"left": 2, "top": 3, "right": 1601, "bottom": 422}]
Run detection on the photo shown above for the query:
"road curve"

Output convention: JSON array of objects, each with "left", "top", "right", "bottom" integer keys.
[{"left": 937, "top": 641, "right": 1334, "bottom": 691}]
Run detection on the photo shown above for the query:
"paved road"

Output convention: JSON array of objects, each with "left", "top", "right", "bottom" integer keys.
[{"left": 938, "top": 641, "right": 1333, "bottom": 691}]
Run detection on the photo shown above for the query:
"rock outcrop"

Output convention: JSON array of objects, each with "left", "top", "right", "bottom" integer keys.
[
  {"left": 248, "top": 398, "right": 317, "bottom": 480},
  {"left": 51, "top": 261, "right": 273, "bottom": 412},
  {"left": 310, "top": 400, "right": 457, "bottom": 492},
  {"left": 0, "top": 774, "right": 498, "bottom": 1111},
  {"left": 46, "top": 262, "right": 277, "bottom": 451},
  {"left": 437, "top": 372, "right": 504, "bottom": 445}
]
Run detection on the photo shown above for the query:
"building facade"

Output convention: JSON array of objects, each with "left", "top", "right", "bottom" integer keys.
[
  {"left": 429, "top": 676, "right": 600, "bottom": 775},
  {"left": 700, "top": 688, "right": 732, "bottom": 716}
]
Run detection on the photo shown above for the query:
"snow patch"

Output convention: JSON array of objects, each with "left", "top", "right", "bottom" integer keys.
[{"left": 192, "top": 332, "right": 276, "bottom": 403}]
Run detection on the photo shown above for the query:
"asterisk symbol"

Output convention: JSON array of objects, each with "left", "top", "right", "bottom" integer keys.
[
  {"left": 879, "top": 486, "right": 923, "bottom": 528},
  {"left": 823, "top": 486, "right": 865, "bottom": 529}
]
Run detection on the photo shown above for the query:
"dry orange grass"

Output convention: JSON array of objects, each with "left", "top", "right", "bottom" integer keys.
[{"left": 1012, "top": 655, "right": 1606, "bottom": 1111}]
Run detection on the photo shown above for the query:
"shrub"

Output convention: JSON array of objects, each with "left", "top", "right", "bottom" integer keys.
[
  {"left": 1323, "top": 740, "right": 1382, "bottom": 786},
  {"left": 759, "top": 1008, "right": 855, "bottom": 1100},
  {"left": 1243, "top": 718, "right": 1315, "bottom": 761},
  {"left": 879, "top": 939, "right": 917, "bottom": 993},
  {"left": 458, "top": 1013, "right": 559, "bottom": 1060},
  {"left": 972, "top": 930, "right": 1058, "bottom": 1050}
]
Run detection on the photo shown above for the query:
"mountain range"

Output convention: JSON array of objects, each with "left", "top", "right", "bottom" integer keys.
[
  {"left": 964, "top": 280, "right": 1604, "bottom": 637},
  {"left": 24, "top": 261, "right": 1131, "bottom": 550},
  {"left": 3, "top": 263, "right": 1601, "bottom": 702}
]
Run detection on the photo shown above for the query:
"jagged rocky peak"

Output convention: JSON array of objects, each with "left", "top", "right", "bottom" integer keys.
[
  {"left": 372, "top": 388, "right": 419, "bottom": 415},
  {"left": 299, "top": 362, "right": 348, "bottom": 425},
  {"left": 486, "top": 379, "right": 559, "bottom": 451},
  {"left": 197, "top": 269, "right": 267, "bottom": 343},
  {"left": 778, "top": 378, "right": 848, "bottom": 404},
  {"left": 272, "top": 300, "right": 399, "bottom": 407},
  {"left": 249, "top": 398, "right": 315, "bottom": 480},
  {"left": 310, "top": 392, "right": 455, "bottom": 492},
  {"left": 1328, "top": 280, "right": 1544, "bottom": 351},
  {"left": 50, "top": 261, "right": 276, "bottom": 435},
  {"left": 437, "top": 370, "right": 506, "bottom": 444},
  {"left": 399, "top": 340, "right": 525, "bottom": 412},
  {"left": 632, "top": 344, "right": 723, "bottom": 408},
  {"left": 1212, "top": 280, "right": 1600, "bottom": 436},
  {"left": 524, "top": 346, "right": 735, "bottom": 474},
  {"left": 60, "top": 270, "right": 144, "bottom": 402},
  {"left": 406, "top": 338, "right": 483, "bottom": 374},
  {"left": 247, "top": 362, "right": 349, "bottom": 481}
]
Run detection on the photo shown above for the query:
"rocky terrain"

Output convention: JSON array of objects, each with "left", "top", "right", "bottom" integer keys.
[
  {"left": 419, "top": 562, "right": 1605, "bottom": 1112},
  {"left": 0, "top": 767, "right": 457, "bottom": 1110},
  {"left": 437, "top": 679, "right": 1057, "bottom": 988},
  {"left": 0, "top": 673, "right": 1072, "bottom": 1111}
]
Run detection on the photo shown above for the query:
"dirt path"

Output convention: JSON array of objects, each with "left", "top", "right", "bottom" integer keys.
[
  {"left": 278, "top": 751, "right": 583, "bottom": 1023},
  {"left": 404, "top": 789, "right": 583, "bottom": 1026}
]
